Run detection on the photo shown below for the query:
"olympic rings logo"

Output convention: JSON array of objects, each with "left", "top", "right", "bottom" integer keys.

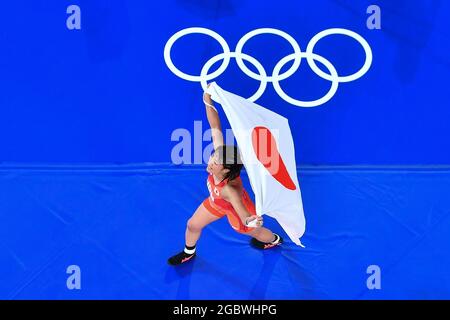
[{"left": 164, "top": 27, "right": 373, "bottom": 108}]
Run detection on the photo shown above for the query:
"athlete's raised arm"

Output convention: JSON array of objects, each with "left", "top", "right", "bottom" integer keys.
[{"left": 203, "top": 88, "right": 224, "bottom": 149}]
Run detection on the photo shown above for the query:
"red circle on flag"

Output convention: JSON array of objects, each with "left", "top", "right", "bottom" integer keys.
[{"left": 251, "top": 126, "right": 296, "bottom": 190}]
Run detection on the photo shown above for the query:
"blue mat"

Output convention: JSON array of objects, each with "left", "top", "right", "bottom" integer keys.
[{"left": 1, "top": 164, "right": 449, "bottom": 299}]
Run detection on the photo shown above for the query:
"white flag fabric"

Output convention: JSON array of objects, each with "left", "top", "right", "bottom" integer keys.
[{"left": 206, "top": 82, "right": 306, "bottom": 246}]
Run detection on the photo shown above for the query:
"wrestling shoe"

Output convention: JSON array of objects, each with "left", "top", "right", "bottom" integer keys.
[
  {"left": 168, "top": 250, "right": 196, "bottom": 266},
  {"left": 250, "top": 233, "right": 283, "bottom": 249}
]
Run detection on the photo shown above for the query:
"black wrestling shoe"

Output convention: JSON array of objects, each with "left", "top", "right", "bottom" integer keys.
[
  {"left": 250, "top": 233, "right": 283, "bottom": 250},
  {"left": 168, "top": 251, "right": 196, "bottom": 266}
]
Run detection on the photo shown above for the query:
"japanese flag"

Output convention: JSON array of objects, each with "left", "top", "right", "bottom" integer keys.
[{"left": 206, "top": 82, "right": 306, "bottom": 247}]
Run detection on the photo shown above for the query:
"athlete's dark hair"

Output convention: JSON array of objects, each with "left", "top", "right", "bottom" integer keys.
[{"left": 216, "top": 145, "right": 243, "bottom": 182}]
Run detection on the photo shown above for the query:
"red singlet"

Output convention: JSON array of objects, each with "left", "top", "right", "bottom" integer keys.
[{"left": 202, "top": 173, "right": 256, "bottom": 233}]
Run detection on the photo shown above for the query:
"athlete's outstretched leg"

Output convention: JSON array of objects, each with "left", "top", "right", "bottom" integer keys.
[
  {"left": 185, "top": 203, "right": 221, "bottom": 247},
  {"left": 168, "top": 203, "right": 221, "bottom": 265}
]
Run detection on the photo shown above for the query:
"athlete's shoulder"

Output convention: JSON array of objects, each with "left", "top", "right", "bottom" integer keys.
[
  {"left": 223, "top": 179, "right": 243, "bottom": 195},
  {"left": 228, "top": 175, "right": 243, "bottom": 186}
]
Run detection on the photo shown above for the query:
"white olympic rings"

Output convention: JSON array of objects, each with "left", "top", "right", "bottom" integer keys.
[{"left": 164, "top": 27, "right": 372, "bottom": 107}]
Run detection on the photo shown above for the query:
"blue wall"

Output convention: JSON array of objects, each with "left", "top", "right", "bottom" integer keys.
[{"left": 0, "top": 0, "right": 449, "bottom": 164}]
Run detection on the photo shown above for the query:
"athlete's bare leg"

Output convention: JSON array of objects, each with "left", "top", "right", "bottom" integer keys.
[
  {"left": 244, "top": 226, "right": 276, "bottom": 243},
  {"left": 185, "top": 203, "right": 222, "bottom": 247}
]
